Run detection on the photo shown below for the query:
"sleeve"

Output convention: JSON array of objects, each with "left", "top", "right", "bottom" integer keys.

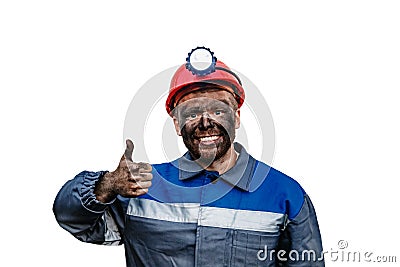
[
  {"left": 277, "top": 194, "right": 325, "bottom": 266},
  {"left": 53, "top": 171, "right": 125, "bottom": 246}
]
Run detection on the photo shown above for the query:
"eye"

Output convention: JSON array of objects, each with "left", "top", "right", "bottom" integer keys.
[
  {"left": 214, "top": 110, "right": 223, "bottom": 116},
  {"left": 187, "top": 113, "right": 198, "bottom": 120}
]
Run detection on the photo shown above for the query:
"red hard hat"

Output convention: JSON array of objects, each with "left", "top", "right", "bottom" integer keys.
[{"left": 165, "top": 60, "right": 245, "bottom": 115}]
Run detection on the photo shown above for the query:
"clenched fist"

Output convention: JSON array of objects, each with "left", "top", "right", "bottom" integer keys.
[{"left": 94, "top": 139, "right": 153, "bottom": 203}]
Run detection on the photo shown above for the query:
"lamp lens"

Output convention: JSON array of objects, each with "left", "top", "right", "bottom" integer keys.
[{"left": 189, "top": 48, "right": 213, "bottom": 71}]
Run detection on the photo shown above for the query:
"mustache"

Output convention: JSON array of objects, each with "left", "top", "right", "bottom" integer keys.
[
  {"left": 182, "top": 122, "right": 228, "bottom": 138},
  {"left": 193, "top": 130, "right": 224, "bottom": 138}
]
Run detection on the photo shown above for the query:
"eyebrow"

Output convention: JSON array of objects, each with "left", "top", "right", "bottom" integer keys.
[{"left": 181, "top": 106, "right": 202, "bottom": 113}]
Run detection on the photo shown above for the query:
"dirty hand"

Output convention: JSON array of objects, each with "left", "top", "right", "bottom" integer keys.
[{"left": 94, "top": 139, "right": 153, "bottom": 203}]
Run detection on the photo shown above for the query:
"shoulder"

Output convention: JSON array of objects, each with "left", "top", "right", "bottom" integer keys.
[
  {"left": 250, "top": 157, "right": 306, "bottom": 219},
  {"left": 250, "top": 158, "right": 304, "bottom": 193}
]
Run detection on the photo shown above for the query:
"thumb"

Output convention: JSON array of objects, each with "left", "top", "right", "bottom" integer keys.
[{"left": 123, "top": 139, "right": 134, "bottom": 161}]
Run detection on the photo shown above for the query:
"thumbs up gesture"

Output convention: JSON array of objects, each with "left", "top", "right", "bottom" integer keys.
[{"left": 94, "top": 139, "right": 153, "bottom": 203}]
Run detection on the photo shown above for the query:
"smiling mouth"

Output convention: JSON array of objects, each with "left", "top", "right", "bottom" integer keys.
[
  {"left": 194, "top": 135, "right": 222, "bottom": 145},
  {"left": 199, "top": 136, "right": 220, "bottom": 142}
]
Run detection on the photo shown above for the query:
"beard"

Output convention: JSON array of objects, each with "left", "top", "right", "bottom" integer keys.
[{"left": 180, "top": 120, "right": 235, "bottom": 165}]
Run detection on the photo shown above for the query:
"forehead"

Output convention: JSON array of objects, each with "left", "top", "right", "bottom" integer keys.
[{"left": 177, "top": 89, "right": 236, "bottom": 107}]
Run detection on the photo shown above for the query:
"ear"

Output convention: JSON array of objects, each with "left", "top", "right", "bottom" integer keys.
[
  {"left": 234, "top": 109, "right": 241, "bottom": 129},
  {"left": 173, "top": 116, "right": 182, "bottom": 136}
]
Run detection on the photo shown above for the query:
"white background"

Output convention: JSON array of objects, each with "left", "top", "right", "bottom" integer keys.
[{"left": 1, "top": 1, "right": 399, "bottom": 266}]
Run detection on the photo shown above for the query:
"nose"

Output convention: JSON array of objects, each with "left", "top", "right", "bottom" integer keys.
[{"left": 199, "top": 112, "right": 214, "bottom": 129}]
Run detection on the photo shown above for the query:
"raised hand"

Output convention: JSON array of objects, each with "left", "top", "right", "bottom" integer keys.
[{"left": 94, "top": 139, "right": 153, "bottom": 203}]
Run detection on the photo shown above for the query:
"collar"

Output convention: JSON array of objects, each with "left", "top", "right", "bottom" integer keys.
[{"left": 176, "top": 142, "right": 255, "bottom": 191}]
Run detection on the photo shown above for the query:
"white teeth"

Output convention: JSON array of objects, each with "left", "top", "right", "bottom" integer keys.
[{"left": 200, "top": 136, "right": 219, "bottom": 142}]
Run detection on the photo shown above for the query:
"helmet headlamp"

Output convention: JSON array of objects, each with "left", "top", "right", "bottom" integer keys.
[
  {"left": 185, "top": 47, "right": 216, "bottom": 76},
  {"left": 186, "top": 46, "right": 242, "bottom": 85}
]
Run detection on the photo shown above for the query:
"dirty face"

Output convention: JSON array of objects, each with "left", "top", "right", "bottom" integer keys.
[{"left": 172, "top": 89, "right": 240, "bottom": 163}]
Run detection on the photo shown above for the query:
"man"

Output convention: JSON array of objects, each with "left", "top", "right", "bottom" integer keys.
[{"left": 53, "top": 47, "right": 324, "bottom": 266}]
